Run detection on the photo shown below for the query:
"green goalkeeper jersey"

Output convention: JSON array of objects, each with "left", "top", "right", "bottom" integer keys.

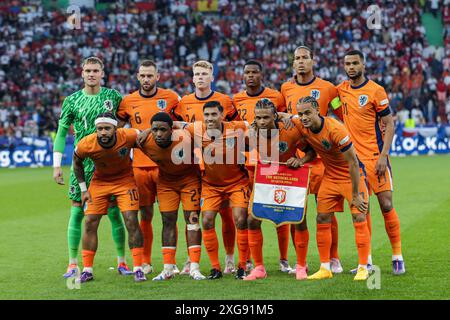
[{"left": 58, "top": 87, "right": 122, "bottom": 145}]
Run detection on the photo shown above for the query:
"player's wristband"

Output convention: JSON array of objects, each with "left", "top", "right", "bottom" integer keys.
[
  {"left": 79, "top": 182, "right": 87, "bottom": 192},
  {"left": 53, "top": 152, "right": 63, "bottom": 168}
]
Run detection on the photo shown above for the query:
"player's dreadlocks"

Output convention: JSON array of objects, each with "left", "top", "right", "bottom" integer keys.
[
  {"left": 297, "top": 96, "right": 319, "bottom": 110},
  {"left": 255, "top": 98, "right": 278, "bottom": 120}
]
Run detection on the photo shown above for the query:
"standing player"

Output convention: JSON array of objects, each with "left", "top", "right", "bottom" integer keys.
[
  {"left": 73, "top": 113, "right": 146, "bottom": 282},
  {"left": 139, "top": 112, "right": 206, "bottom": 281},
  {"left": 117, "top": 60, "right": 180, "bottom": 275},
  {"left": 336, "top": 50, "right": 405, "bottom": 274},
  {"left": 173, "top": 60, "right": 240, "bottom": 275},
  {"left": 281, "top": 46, "right": 343, "bottom": 274},
  {"left": 52, "top": 57, "right": 129, "bottom": 278},
  {"left": 292, "top": 97, "right": 371, "bottom": 281},
  {"left": 243, "top": 99, "right": 317, "bottom": 281},
  {"left": 183, "top": 101, "right": 250, "bottom": 280},
  {"left": 233, "top": 60, "right": 294, "bottom": 273}
]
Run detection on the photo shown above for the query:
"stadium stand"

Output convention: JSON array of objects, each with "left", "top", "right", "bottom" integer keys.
[{"left": 0, "top": 0, "right": 448, "bottom": 141}]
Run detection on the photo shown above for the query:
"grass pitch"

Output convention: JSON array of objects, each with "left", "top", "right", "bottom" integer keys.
[{"left": 0, "top": 156, "right": 449, "bottom": 300}]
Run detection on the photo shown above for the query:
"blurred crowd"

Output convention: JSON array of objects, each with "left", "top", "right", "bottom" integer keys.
[{"left": 0, "top": 0, "right": 449, "bottom": 140}]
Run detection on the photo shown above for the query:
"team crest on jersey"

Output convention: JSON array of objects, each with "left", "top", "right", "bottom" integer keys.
[
  {"left": 118, "top": 147, "right": 128, "bottom": 158},
  {"left": 157, "top": 99, "right": 167, "bottom": 111},
  {"left": 103, "top": 100, "right": 114, "bottom": 111},
  {"left": 279, "top": 141, "right": 288, "bottom": 153},
  {"left": 310, "top": 89, "right": 321, "bottom": 100},
  {"left": 321, "top": 139, "right": 331, "bottom": 150},
  {"left": 358, "top": 95, "right": 368, "bottom": 107},
  {"left": 69, "top": 185, "right": 76, "bottom": 195},
  {"left": 274, "top": 189, "right": 287, "bottom": 204},
  {"left": 226, "top": 137, "right": 235, "bottom": 148}
]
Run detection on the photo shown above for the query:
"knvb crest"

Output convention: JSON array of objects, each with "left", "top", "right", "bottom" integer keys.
[
  {"left": 321, "top": 139, "right": 331, "bottom": 150},
  {"left": 279, "top": 141, "right": 288, "bottom": 153},
  {"left": 104, "top": 100, "right": 114, "bottom": 111},
  {"left": 358, "top": 95, "right": 368, "bottom": 107},
  {"left": 157, "top": 99, "right": 167, "bottom": 111},
  {"left": 118, "top": 147, "right": 128, "bottom": 158},
  {"left": 175, "top": 148, "right": 184, "bottom": 160},
  {"left": 274, "top": 189, "right": 287, "bottom": 204},
  {"left": 310, "top": 89, "right": 321, "bottom": 100}
]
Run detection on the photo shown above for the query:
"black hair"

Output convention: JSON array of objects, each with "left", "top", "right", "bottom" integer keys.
[
  {"left": 203, "top": 101, "right": 224, "bottom": 113},
  {"left": 344, "top": 49, "right": 365, "bottom": 61},
  {"left": 297, "top": 96, "right": 319, "bottom": 110},
  {"left": 244, "top": 60, "right": 263, "bottom": 71},
  {"left": 151, "top": 112, "right": 173, "bottom": 127},
  {"left": 295, "top": 45, "right": 314, "bottom": 59}
]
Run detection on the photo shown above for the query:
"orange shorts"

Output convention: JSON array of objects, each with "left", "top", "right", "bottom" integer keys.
[
  {"left": 201, "top": 179, "right": 250, "bottom": 212},
  {"left": 361, "top": 158, "right": 394, "bottom": 195},
  {"left": 309, "top": 158, "right": 325, "bottom": 195},
  {"left": 133, "top": 167, "right": 158, "bottom": 206},
  {"left": 157, "top": 174, "right": 201, "bottom": 212},
  {"left": 317, "top": 174, "right": 369, "bottom": 214},
  {"left": 84, "top": 177, "right": 140, "bottom": 215}
]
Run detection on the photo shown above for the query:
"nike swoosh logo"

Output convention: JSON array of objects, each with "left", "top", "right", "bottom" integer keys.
[
  {"left": 132, "top": 106, "right": 139, "bottom": 109},
  {"left": 187, "top": 107, "right": 192, "bottom": 110}
]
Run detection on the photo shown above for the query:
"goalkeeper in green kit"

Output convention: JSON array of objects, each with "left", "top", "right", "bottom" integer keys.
[{"left": 53, "top": 57, "right": 131, "bottom": 278}]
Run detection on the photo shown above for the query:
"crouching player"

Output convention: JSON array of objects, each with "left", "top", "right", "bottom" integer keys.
[
  {"left": 73, "top": 113, "right": 146, "bottom": 282},
  {"left": 139, "top": 112, "right": 206, "bottom": 281},
  {"left": 244, "top": 98, "right": 316, "bottom": 281},
  {"left": 291, "top": 97, "right": 371, "bottom": 281}
]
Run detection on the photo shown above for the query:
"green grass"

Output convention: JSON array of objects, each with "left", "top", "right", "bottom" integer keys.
[{"left": 0, "top": 156, "right": 449, "bottom": 300}]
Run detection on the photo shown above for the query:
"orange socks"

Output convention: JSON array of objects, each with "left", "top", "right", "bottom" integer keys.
[
  {"left": 248, "top": 229, "right": 263, "bottom": 267},
  {"left": 316, "top": 223, "right": 332, "bottom": 263},
  {"left": 366, "top": 212, "right": 372, "bottom": 237},
  {"left": 202, "top": 228, "right": 221, "bottom": 270},
  {"left": 188, "top": 245, "right": 201, "bottom": 264},
  {"left": 354, "top": 221, "right": 370, "bottom": 265},
  {"left": 294, "top": 229, "right": 309, "bottom": 267},
  {"left": 131, "top": 247, "right": 144, "bottom": 267},
  {"left": 219, "top": 207, "right": 236, "bottom": 255},
  {"left": 383, "top": 208, "right": 402, "bottom": 255},
  {"left": 330, "top": 215, "right": 339, "bottom": 260},
  {"left": 82, "top": 250, "right": 96, "bottom": 268},
  {"left": 140, "top": 219, "right": 153, "bottom": 264},
  {"left": 236, "top": 229, "right": 249, "bottom": 269},
  {"left": 276, "top": 224, "right": 290, "bottom": 261},
  {"left": 162, "top": 247, "right": 176, "bottom": 265}
]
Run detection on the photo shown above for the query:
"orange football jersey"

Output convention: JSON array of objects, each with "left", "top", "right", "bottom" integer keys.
[
  {"left": 293, "top": 117, "right": 354, "bottom": 181},
  {"left": 232, "top": 87, "right": 286, "bottom": 123},
  {"left": 173, "top": 91, "right": 239, "bottom": 123},
  {"left": 186, "top": 121, "right": 248, "bottom": 186},
  {"left": 247, "top": 121, "right": 306, "bottom": 165},
  {"left": 139, "top": 131, "right": 199, "bottom": 182},
  {"left": 75, "top": 128, "right": 138, "bottom": 181},
  {"left": 336, "top": 79, "right": 391, "bottom": 160},
  {"left": 117, "top": 88, "right": 180, "bottom": 168},
  {"left": 281, "top": 76, "right": 341, "bottom": 116}
]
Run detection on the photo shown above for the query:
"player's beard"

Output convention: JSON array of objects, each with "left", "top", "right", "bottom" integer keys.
[
  {"left": 346, "top": 70, "right": 363, "bottom": 80},
  {"left": 98, "top": 134, "right": 115, "bottom": 147},
  {"left": 141, "top": 83, "right": 155, "bottom": 93}
]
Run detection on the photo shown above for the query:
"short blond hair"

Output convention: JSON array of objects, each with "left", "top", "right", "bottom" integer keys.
[
  {"left": 82, "top": 56, "right": 104, "bottom": 70},
  {"left": 193, "top": 60, "right": 213, "bottom": 73}
]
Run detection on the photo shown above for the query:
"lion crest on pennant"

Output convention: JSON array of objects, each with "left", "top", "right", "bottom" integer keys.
[{"left": 274, "top": 189, "right": 287, "bottom": 204}]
